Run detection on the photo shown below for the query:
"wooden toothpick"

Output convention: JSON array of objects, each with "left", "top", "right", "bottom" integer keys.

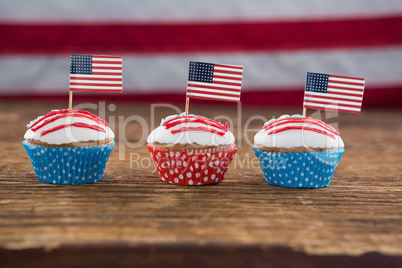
[
  {"left": 184, "top": 97, "right": 190, "bottom": 118},
  {"left": 68, "top": 91, "right": 73, "bottom": 110}
]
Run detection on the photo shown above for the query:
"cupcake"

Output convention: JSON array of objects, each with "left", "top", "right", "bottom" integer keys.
[
  {"left": 147, "top": 113, "right": 237, "bottom": 185},
  {"left": 23, "top": 109, "right": 115, "bottom": 184},
  {"left": 253, "top": 114, "right": 344, "bottom": 188}
]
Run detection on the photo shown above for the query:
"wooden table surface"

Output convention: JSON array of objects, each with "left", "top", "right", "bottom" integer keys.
[{"left": 0, "top": 100, "right": 401, "bottom": 268}]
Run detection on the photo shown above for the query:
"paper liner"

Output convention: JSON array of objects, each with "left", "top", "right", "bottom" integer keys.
[
  {"left": 147, "top": 144, "right": 237, "bottom": 185},
  {"left": 22, "top": 140, "right": 115, "bottom": 185},
  {"left": 252, "top": 147, "right": 344, "bottom": 188}
]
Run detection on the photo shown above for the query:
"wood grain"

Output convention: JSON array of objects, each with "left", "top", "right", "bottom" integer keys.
[{"left": 0, "top": 100, "right": 401, "bottom": 267}]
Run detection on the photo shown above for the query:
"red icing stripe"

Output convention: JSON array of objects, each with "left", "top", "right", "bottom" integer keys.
[
  {"left": 163, "top": 115, "right": 229, "bottom": 136},
  {"left": 29, "top": 110, "right": 108, "bottom": 131},
  {"left": 29, "top": 110, "right": 68, "bottom": 129},
  {"left": 263, "top": 117, "right": 339, "bottom": 139},
  {"left": 163, "top": 115, "right": 228, "bottom": 131},
  {"left": 264, "top": 118, "right": 339, "bottom": 135},
  {"left": 40, "top": 122, "right": 106, "bottom": 137},
  {"left": 266, "top": 126, "right": 336, "bottom": 139},
  {"left": 170, "top": 127, "right": 225, "bottom": 136},
  {"left": 30, "top": 112, "right": 108, "bottom": 132},
  {"left": 263, "top": 119, "right": 339, "bottom": 136},
  {"left": 263, "top": 117, "right": 339, "bottom": 136}
]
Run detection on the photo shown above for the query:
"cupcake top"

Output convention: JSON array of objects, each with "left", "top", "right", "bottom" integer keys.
[
  {"left": 24, "top": 109, "right": 114, "bottom": 145},
  {"left": 147, "top": 113, "right": 235, "bottom": 147},
  {"left": 254, "top": 114, "right": 344, "bottom": 149}
]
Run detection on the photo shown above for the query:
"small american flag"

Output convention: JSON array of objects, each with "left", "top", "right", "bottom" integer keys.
[
  {"left": 187, "top": 61, "right": 243, "bottom": 102},
  {"left": 303, "top": 72, "right": 365, "bottom": 114},
  {"left": 69, "top": 54, "right": 122, "bottom": 93}
]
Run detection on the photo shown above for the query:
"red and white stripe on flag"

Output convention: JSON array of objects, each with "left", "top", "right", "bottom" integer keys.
[
  {"left": 1, "top": 0, "right": 401, "bottom": 107},
  {"left": 303, "top": 73, "right": 365, "bottom": 114},
  {"left": 187, "top": 62, "right": 243, "bottom": 102},
  {"left": 69, "top": 55, "right": 122, "bottom": 93}
]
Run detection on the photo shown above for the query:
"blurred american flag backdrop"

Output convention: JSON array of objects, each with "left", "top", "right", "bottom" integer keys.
[{"left": 1, "top": 0, "right": 402, "bottom": 107}]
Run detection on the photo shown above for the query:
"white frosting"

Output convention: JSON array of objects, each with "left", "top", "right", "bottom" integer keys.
[
  {"left": 24, "top": 110, "right": 114, "bottom": 145},
  {"left": 254, "top": 114, "right": 344, "bottom": 149},
  {"left": 147, "top": 113, "right": 235, "bottom": 146}
]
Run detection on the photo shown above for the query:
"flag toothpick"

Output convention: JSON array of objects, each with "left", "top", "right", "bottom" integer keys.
[
  {"left": 68, "top": 54, "right": 123, "bottom": 109},
  {"left": 185, "top": 61, "right": 243, "bottom": 116},
  {"left": 303, "top": 72, "right": 366, "bottom": 114}
]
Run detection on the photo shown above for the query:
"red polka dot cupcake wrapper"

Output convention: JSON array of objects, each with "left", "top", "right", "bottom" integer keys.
[{"left": 147, "top": 144, "right": 237, "bottom": 185}]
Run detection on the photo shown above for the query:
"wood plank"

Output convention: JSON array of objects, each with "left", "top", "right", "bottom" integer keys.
[{"left": 0, "top": 100, "right": 401, "bottom": 267}]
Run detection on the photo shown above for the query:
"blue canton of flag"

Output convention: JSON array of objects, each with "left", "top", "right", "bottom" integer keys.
[
  {"left": 188, "top": 62, "right": 214, "bottom": 83},
  {"left": 70, "top": 55, "right": 92, "bottom": 74},
  {"left": 305, "top": 72, "right": 329, "bottom": 93}
]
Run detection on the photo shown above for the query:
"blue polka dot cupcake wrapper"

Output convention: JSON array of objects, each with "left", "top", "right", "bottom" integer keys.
[
  {"left": 252, "top": 147, "right": 344, "bottom": 188},
  {"left": 22, "top": 140, "right": 115, "bottom": 185}
]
